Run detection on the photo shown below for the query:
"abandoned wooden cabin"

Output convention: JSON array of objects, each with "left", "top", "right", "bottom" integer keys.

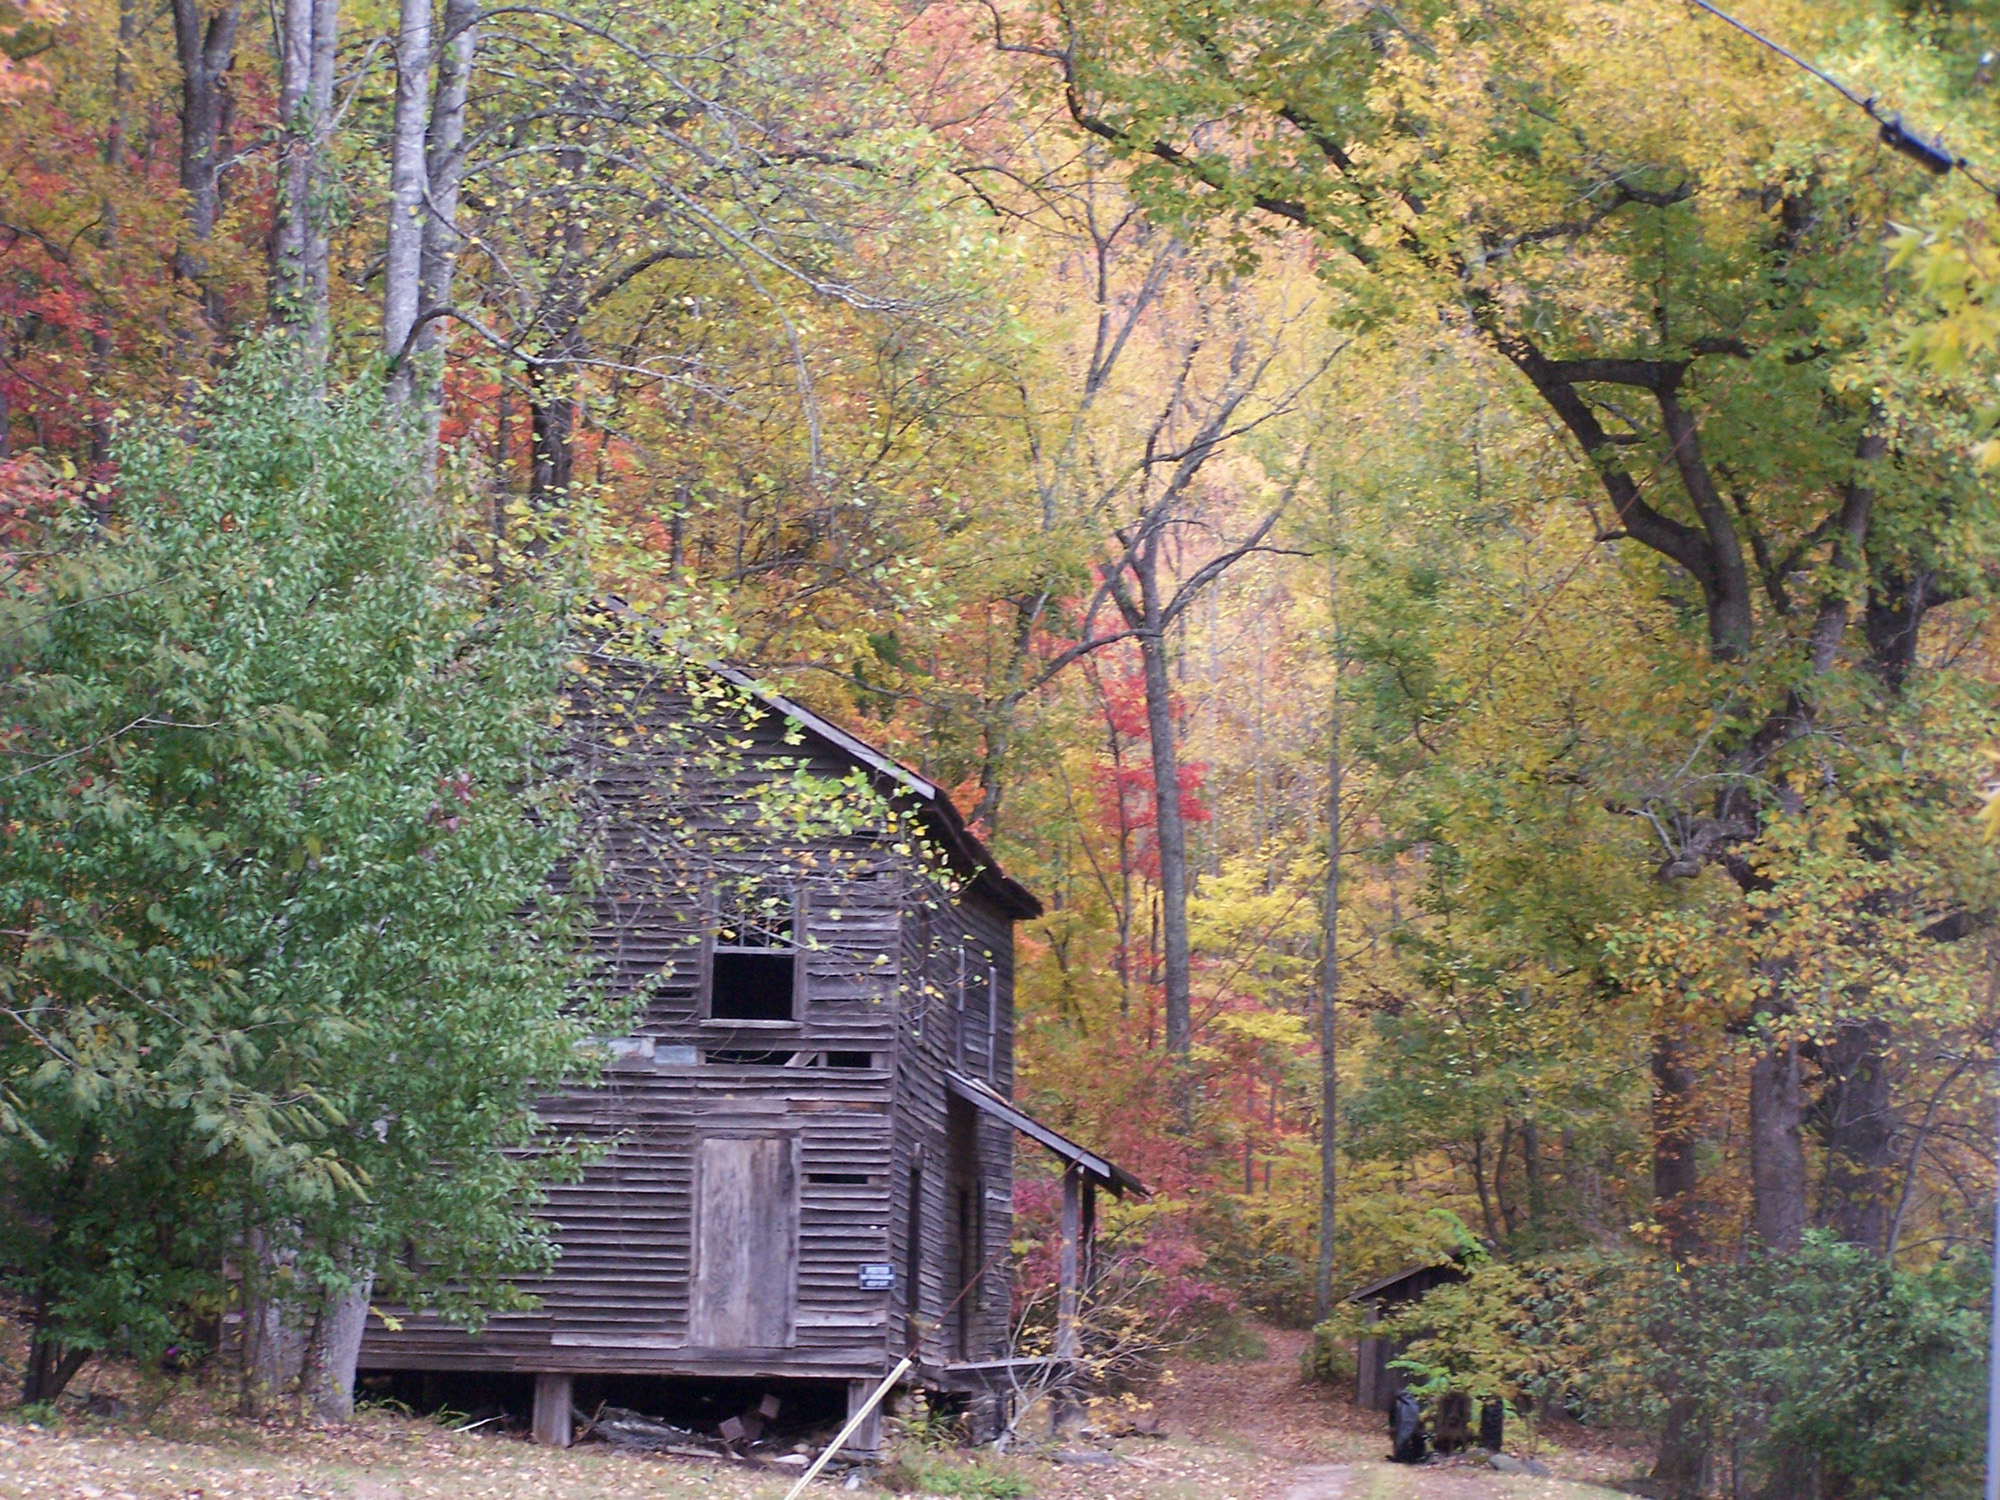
[{"left": 358, "top": 644, "right": 1143, "bottom": 1448}]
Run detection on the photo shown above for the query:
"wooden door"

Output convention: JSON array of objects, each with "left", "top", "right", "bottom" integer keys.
[
  {"left": 690, "top": 1135, "right": 798, "bottom": 1348},
  {"left": 946, "top": 1096, "right": 982, "bottom": 1360}
]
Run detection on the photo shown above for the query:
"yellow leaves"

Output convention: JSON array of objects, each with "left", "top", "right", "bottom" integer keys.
[
  {"left": 1211, "top": 1009, "right": 1311, "bottom": 1048},
  {"left": 1979, "top": 754, "right": 2000, "bottom": 845}
]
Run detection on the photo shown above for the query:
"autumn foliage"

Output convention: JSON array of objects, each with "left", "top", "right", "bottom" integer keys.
[{"left": 6, "top": 0, "right": 2000, "bottom": 1487}]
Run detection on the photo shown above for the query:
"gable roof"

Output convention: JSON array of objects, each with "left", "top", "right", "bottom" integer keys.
[
  {"left": 699, "top": 662, "right": 1041, "bottom": 922},
  {"left": 579, "top": 602, "right": 1042, "bottom": 921}
]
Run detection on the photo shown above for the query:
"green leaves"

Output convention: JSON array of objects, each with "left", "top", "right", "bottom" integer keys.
[{"left": 0, "top": 343, "right": 598, "bottom": 1368}]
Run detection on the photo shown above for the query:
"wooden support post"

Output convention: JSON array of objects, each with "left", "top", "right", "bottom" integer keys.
[
  {"left": 840, "top": 1377, "right": 885, "bottom": 1456},
  {"left": 1080, "top": 1177, "right": 1098, "bottom": 1295},
  {"left": 1057, "top": 1165, "right": 1081, "bottom": 1365},
  {"left": 1053, "top": 1165, "right": 1082, "bottom": 1436},
  {"left": 1356, "top": 1303, "right": 1381, "bottom": 1412},
  {"left": 532, "top": 1372, "right": 573, "bottom": 1448}
]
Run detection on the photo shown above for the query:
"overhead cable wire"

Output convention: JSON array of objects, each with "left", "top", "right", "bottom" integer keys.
[{"left": 1686, "top": 0, "right": 1993, "bottom": 190}]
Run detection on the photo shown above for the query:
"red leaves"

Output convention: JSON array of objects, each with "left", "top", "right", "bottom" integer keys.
[{"left": 1088, "top": 663, "right": 1210, "bottom": 881}]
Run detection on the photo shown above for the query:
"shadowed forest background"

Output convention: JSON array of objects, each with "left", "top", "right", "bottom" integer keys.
[{"left": 7, "top": 0, "right": 2000, "bottom": 1493}]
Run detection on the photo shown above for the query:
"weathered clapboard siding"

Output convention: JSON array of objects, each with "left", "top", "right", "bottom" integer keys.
[
  {"left": 882, "top": 882, "right": 1019, "bottom": 1381},
  {"left": 360, "top": 651, "right": 1036, "bottom": 1405}
]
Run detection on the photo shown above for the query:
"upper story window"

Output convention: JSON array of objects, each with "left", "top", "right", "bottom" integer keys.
[{"left": 706, "top": 889, "right": 802, "bottom": 1022}]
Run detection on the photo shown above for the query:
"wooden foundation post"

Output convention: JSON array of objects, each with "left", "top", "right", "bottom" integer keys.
[
  {"left": 532, "top": 1372, "right": 573, "bottom": 1448},
  {"left": 840, "top": 1377, "right": 885, "bottom": 1456},
  {"left": 1080, "top": 1177, "right": 1097, "bottom": 1294}
]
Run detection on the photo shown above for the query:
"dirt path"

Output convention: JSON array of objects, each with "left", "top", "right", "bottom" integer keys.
[
  {"left": 1281, "top": 1464, "right": 1357, "bottom": 1500},
  {"left": 1280, "top": 1462, "right": 1633, "bottom": 1500},
  {"left": 1148, "top": 1328, "right": 1381, "bottom": 1465},
  {"left": 1142, "top": 1328, "right": 1641, "bottom": 1500}
]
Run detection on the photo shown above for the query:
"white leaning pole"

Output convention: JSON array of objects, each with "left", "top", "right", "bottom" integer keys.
[
  {"left": 782, "top": 1355, "right": 914, "bottom": 1500},
  {"left": 1987, "top": 1029, "right": 2000, "bottom": 1500}
]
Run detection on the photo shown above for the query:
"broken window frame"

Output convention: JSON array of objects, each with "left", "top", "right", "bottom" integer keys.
[{"left": 700, "top": 885, "right": 808, "bottom": 1025}]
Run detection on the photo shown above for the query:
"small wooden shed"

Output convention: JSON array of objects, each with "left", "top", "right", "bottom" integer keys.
[
  {"left": 1347, "top": 1258, "right": 1470, "bottom": 1412},
  {"left": 358, "top": 645, "right": 1142, "bottom": 1447}
]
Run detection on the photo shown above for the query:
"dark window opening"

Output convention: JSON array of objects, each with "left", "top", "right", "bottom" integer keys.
[
  {"left": 711, "top": 950, "right": 794, "bottom": 1020},
  {"left": 806, "top": 1172, "right": 870, "bottom": 1185},
  {"left": 827, "top": 1051, "right": 872, "bottom": 1069},
  {"left": 705, "top": 1048, "right": 796, "bottom": 1066}
]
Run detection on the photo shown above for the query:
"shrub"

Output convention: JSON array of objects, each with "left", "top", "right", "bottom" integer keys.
[
  {"left": 1300, "top": 1305, "right": 1364, "bottom": 1387},
  {"left": 1629, "top": 1237, "right": 1985, "bottom": 1499},
  {"left": 1371, "top": 1238, "right": 1985, "bottom": 1498},
  {"left": 877, "top": 1452, "right": 1034, "bottom": 1498},
  {"left": 1382, "top": 1254, "right": 1632, "bottom": 1424}
]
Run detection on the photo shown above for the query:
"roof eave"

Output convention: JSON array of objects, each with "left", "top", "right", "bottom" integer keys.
[{"left": 946, "top": 1070, "right": 1146, "bottom": 1198}]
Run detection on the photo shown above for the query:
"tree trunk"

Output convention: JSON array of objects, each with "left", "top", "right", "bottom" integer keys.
[
  {"left": 528, "top": 345, "right": 578, "bottom": 511},
  {"left": 105, "top": 0, "right": 134, "bottom": 170},
  {"left": 1470, "top": 1130, "right": 1499, "bottom": 1242},
  {"left": 1521, "top": 1117, "right": 1545, "bottom": 1229},
  {"left": 171, "top": 0, "right": 240, "bottom": 325},
  {"left": 1132, "top": 547, "right": 1191, "bottom": 1068},
  {"left": 269, "top": 0, "right": 310, "bottom": 315},
  {"left": 382, "top": 0, "right": 432, "bottom": 398},
  {"left": 22, "top": 1129, "right": 98, "bottom": 1404},
  {"left": 1653, "top": 1031, "right": 1702, "bottom": 1260},
  {"left": 270, "top": 0, "right": 335, "bottom": 356},
  {"left": 301, "top": 1262, "right": 374, "bottom": 1423},
  {"left": 1814, "top": 1019, "right": 1895, "bottom": 1252},
  {"left": 1650, "top": 1397, "right": 1713, "bottom": 1500},
  {"left": 410, "top": 0, "right": 477, "bottom": 476},
  {"left": 1315, "top": 536, "right": 1341, "bottom": 1319},
  {"left": 240, "top": 1229, "right": 308, "bottom": 1417},
  {"left": 88, "top": 0, "right": 136, "bottom": 471},
  {"left": 305, "top": 0, "right": 335, "bottom": 329},
  {"left": 1749, "top": 1040, "right": 1807, "bottom": 1253},
  {"left": 21, "top": 1303, "right": 90, "bottom": 1406}
]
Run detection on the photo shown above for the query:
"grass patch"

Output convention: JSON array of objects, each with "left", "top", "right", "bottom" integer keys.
[{"left": 876, "top": 1450, "right": 1034, "bottom": 1497}]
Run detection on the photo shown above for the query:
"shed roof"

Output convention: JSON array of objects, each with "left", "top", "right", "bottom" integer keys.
[
  {"left": 946, "top": 1070, "right": 1148, "bottom": 1199},
  {"left": 1344, "top": 1257, "right": 1470, "bottom": 1306}
]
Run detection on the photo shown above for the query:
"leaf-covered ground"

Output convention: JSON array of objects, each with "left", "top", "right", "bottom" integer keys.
[{"left": 0, "top": 1327, "right": 1640, "bottom": 1500}]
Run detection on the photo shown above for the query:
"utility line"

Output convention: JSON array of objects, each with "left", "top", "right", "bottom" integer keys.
[{"left": 1687, "top": 0, "right": 2000, "bottom": 196}]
